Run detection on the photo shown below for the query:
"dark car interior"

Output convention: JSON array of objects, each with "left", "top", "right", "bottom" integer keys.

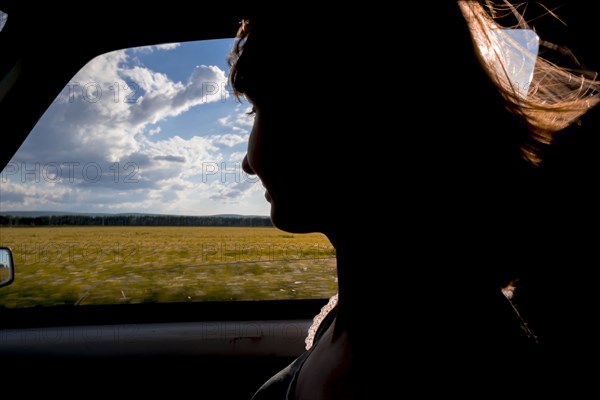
[{"left": 2, "top": 1, "right": 600, "bottom": 397}]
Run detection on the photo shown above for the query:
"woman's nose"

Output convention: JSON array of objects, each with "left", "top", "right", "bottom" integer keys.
[{"left": 242, "top": 155, "right": 255, "bottom": 175}]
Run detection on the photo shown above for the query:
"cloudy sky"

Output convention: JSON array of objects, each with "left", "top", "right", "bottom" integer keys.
[{"left": 1, "top": 39, "right": 270, "bottom": 216}]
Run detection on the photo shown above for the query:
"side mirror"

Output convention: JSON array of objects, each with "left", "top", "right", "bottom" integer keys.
[{"left": 0, "top": 246, "right": 15, "bottom": 288}]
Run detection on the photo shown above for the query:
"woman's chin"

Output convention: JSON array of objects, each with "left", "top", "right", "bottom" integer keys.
[
  {"left": 271, "top": 208, "right": 315, "bottom": 233},
  {"left": 270, "top": 206, "right": 316, "bottom": 234}
]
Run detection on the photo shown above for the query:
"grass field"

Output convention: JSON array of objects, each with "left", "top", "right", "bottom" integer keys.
[{"left": 0, "top": 226, "right": 337, "bottom": 308}]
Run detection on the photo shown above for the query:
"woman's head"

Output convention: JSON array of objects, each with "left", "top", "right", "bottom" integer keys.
[
  {"left": 228, "top": 15, "right": 359, "bottom": 238},
  {"left": 227, "top": 2, "right": 600, "bottom": 241}
]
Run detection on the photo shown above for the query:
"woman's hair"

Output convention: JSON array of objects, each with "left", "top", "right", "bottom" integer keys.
[
  {"left": 460, "top": 0, "right": 600, "bottom": 164},
  {"left": 228, "top": 1, "right": 600, "bottom": 165},
  {"left": 227, "top": 18, "right": 251, "bottom": 101}
]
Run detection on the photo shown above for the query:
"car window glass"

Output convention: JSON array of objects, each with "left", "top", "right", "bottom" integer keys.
[
  {"left": 0, "top": 39, "right": 337, "bottom": 308},
  {"left": 493, "top": 29, "right": 539, "bottom": 97},
  {"left": 0, "top": 11, "right": 7, "bottom": 32}
]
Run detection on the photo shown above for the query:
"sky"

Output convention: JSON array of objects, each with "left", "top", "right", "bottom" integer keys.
[
  {"left": 0, "top": 31, "right": 539, "bottom": 217},
  {"left": 490, "top": 28, "right": 539, "bottom": 97},
  {"left": 0, "top": 39, "right": 271, "bottom": 216}
]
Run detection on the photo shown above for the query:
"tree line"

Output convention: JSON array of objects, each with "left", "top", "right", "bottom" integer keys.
[{"left": 0, "top": 214, "right": 273, "bottom": 227}]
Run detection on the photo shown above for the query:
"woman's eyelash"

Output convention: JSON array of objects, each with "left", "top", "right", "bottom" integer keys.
[{"left": 246, "top": 107, "right": 256, "bottom": 116}]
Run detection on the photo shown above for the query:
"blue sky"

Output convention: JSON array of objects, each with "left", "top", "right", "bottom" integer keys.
[{"left": 0, "top": 39, "right": 270, "bottom": 216}]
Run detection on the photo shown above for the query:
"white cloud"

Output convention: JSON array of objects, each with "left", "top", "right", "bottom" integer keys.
[
  {"left": 148, "top": 127, "right": 161, "bottom": 136},
  {"left": 228, "top": 151, "right": 247, "bottom": 163},
  {"left": 140, "top": 135, "right": 220, "bottom": 178},
  {"left": 211, "top": 133, "right": 249, "bottom": 148},
  {"left": 209, "top": 180, "right": 262, "bottom": 203},
  {"left": 131, "top": 43, "right": 182, "bottom": 53},
  {"left": 25, "top": 50, "right": 230, "bottom": 164},
  {"left": 125, "top": 64, "right": 229, "bottom": 127},
  {"left": 154, "top": 43, "right": 181, "bottom": 51},
  {"left": 153, "top": 155, "right": 186, "bottom": 163},
  {"left": 123, "top": 66, "right": 183, "bottom": 94},
  {"left": 218, "top": 105, "right": 255, "bottom": 133},
  {"left": 0, "top": 179, "right": 84, "bottom": 210},
  {"left": 1, "top": 42, "right": 268, "bottom": 216}
]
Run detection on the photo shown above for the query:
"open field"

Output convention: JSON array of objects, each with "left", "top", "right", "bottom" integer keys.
[{"left": 0, "top": 226, "right": 337, "bottom": 308}]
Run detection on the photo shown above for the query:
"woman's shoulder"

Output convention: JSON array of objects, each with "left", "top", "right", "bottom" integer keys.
[{"left": 251, "top": 301, "right": 338, "bottom": 400}]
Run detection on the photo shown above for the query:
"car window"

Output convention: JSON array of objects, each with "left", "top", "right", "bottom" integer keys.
[
  {"left": 0, "top": 10, "right": 7, "bottom": 32},
  {"left": 474, "top": 28, "right": 540, "bottom": 98},
  {"left": 0, "top": 39, "right": 337, "bottom": 308}
]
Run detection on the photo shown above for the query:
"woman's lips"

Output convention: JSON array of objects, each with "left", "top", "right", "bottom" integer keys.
[{"left": 265, "top": 191, "right": 272, "bottom": 203}]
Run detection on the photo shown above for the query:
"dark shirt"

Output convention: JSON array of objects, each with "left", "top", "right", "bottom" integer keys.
[{"left": 250, "top": 306, "right": 337, "bottom": 400}]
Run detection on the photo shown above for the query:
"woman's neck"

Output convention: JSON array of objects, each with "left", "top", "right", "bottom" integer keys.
[{"left": 330, "top": 233, "right": 383, "bottom": 339}]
